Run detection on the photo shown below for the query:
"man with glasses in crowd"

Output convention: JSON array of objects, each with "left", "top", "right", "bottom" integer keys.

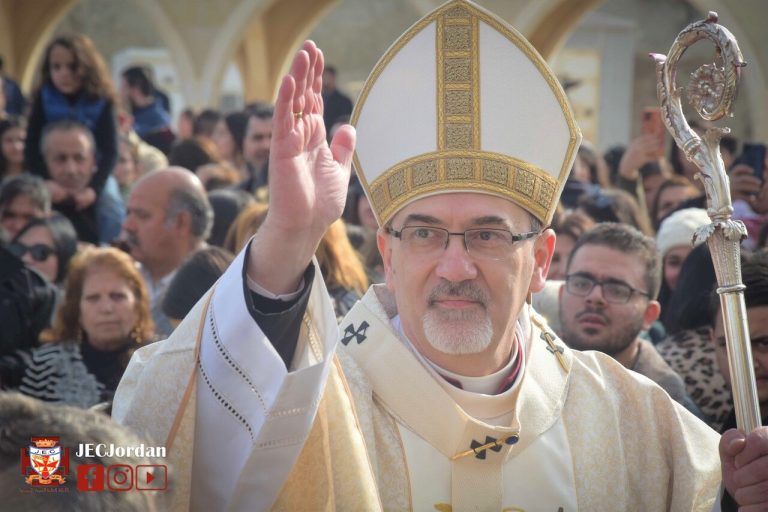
[
  {"left": 558, "top": 223, "right": 700, "bottom": 413},
  {"left": 115, "top": 1, "right": 768, "bottom": 510}
]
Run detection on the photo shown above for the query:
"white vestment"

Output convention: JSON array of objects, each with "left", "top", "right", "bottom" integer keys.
[{"left": 113, "top": 249, "right": 721, "bottom": 511}]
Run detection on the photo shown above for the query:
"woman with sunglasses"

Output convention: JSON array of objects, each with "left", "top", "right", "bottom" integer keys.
[{"left": 9, "top": 213, "right": 78, "bottom": 286}]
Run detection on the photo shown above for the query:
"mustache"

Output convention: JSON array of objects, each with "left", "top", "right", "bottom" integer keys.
[
  {"left": 575, "top": 308, "right": 609, "bottom": 322},
  {"left": 428, "top": 280, "right": 488, "bottom": 307}
]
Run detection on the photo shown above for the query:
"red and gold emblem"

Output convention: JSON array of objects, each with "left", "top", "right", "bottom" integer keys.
[{"left": 21, "top": 437, "right": 69, "bottom": 486}]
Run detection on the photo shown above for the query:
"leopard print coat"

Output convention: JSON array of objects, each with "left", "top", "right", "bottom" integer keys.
[{"left": 657, "top": 327, "right": 732, "bottom": 431}]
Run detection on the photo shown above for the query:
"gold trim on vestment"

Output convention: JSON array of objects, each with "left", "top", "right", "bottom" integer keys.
[
  {"left": 350, "top": 0, "right": 580, "bottom": 226},
  {"left": 165, "top": 288, "right": 214, "bottom": 450}
]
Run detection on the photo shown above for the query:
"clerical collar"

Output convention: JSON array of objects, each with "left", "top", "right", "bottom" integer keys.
[{"left": 390, "top": 315, "right": 521, "bottom": 395}]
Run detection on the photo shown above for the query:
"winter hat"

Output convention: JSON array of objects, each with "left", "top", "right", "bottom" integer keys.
[{"left": 656, "top": 207, "right": 711, "bottom": 258}]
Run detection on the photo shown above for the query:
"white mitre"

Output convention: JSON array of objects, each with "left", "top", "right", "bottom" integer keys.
[{"left": 352, "top": 0, "right": 582, "bottom": 226}]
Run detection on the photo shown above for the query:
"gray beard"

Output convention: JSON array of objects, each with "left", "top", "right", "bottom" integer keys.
[
  {"left": 422, "top": 279, "right": 493, "bottom": 355},
  {"left": 422, "top": 307, "right": 494, "bottom": 355}
]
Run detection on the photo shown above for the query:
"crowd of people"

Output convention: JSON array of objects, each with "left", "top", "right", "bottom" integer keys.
[
  {"left": 1, "top": 11, "right": 768, "bottom": 509},
  {"left": 0, "top": 33, "right": 360, "bottom": 406}
]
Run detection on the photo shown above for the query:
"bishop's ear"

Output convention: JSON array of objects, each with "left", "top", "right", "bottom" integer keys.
[{"left": 528, "top": 228, "right": 556, "bottom": 295}]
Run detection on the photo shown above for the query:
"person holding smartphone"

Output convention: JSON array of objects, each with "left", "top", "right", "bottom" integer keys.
[{"left": 729, "top": 143, "right": 768, "bottom": 249}]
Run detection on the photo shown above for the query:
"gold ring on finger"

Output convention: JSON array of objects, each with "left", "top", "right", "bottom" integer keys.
[{"left": 293, "top": 111, "right": 303, "bottom": 120}]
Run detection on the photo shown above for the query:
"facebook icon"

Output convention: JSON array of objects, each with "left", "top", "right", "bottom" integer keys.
[{"left": 76, "top": 464, "right": 104, "bottom": 491}]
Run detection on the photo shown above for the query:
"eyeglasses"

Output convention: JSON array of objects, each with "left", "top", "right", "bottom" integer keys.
[
  {"left": 564, "top": 273, "right": 649, "bottom": 304},
  {"left": 386, "top": 225, "right": 540, "bottom": 261},
  {"left": 8, "top": 242, "right": 56, "bottom": 262}
]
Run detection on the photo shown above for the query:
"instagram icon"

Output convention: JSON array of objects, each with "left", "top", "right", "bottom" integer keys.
[{"left": 107, "top": 465, "right": 133, "bottom": 491}]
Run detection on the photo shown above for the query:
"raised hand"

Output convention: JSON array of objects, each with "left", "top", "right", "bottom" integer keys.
[
  {"left": 729, "top": 164, "right": 768, "bottom": 214},
  {"left": 247, "top": 41, "right": 356, "bottom": 294},
  {"left": 618, "top": 134, "right": 663, "bottom": 181}
]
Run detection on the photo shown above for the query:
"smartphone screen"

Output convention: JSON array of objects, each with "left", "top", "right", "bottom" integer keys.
[{"left": 640, "top": 107, "right": 665, "bottom": 158}]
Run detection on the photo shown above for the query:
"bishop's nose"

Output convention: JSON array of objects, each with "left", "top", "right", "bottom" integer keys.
[{"left": 435, "top": 235, "right": 478, "bottom": 282}]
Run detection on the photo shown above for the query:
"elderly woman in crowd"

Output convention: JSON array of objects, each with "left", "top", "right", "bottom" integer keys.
[
  {"left": 9, "top": 213, "right": 78, "bottom": 287},
  {"left": 0, "top": 247, "right": 154, "bottom": 408}
]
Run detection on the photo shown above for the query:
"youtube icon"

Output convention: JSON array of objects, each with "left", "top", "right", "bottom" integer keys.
[{"left": 135, "top": 465, "right": 167, "bottom": 490}]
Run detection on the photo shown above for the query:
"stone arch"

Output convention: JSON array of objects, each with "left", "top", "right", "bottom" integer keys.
[
  {"left": 234, "top": 0, "right": 338, "bottom": 103},
  {"left": 198, "top": 0, "right": 274, "bottom": 106},
  {"left": 126, "top": 0, "right": 336, "bottom": 106},
  {"left": 129, "top": 0, "right": 198, "bottom": 107},
  {"left": 524, "top": 0, "right": 606, "bottom": 59}
]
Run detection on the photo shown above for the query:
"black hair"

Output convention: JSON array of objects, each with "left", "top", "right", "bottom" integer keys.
[
  {"left": 168, "top": 138, "right": 216, "bottom": 173},
  {"left": 662, "top": 243, "right": 716, "bottom": 333},
  {"left": 0, "top": 116, "right": 26, "bottom": 178},
  {"left": 12, "top": 213, "right": 78, "bottom": 283},
  {"left": 567, "top": 222, "right": 661, "bottom": 300},
  {"left": 0, "top": 174, "right": 50, "bottom": 213},
  {"left": 192, "top": 109, "right": 221, "bottom": 138},
  {"left": 121, "top": 66, "right": 154, "bottom": 97},
  {"left": 224, "top": 111, "right": 250, "bottom": 155},
  {"left": 206, "top": 188, "right": 254, "bottom": 247},
  {"left": 162, "top": 246, "right": 234, "bottom": 320},
  {"left": 246, "top": 103, "right": 274, "bottom": 121},
  {"left": 709, "top": 249, "right": 768, "bottom": 327},
  {"left": 577, "top": 188, "right": 653, "bottom": 236}
]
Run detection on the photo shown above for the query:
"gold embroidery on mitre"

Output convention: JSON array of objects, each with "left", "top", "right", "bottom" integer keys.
[
  {"left": 483, "top": 160, "right": 508, "bottom": 185},
  {"left": 412, "top": 160, "right": 438, "bottom": 187},
  {"left": 369, "top": 150, "right": 556, "bottom": 224},
  {"left": 437, "top": 5, "right": 479, "bottom": 152},
  {"left": 515, "top": 167, "right": 536, "bottom": 197},
  {"left": 350, "top": 0, "right": 581, "bottom": 227},
  {"left": 446, "top": 158, "right": 474, "bottom": 180}
]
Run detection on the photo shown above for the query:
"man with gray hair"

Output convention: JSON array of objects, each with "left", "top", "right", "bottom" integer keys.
[
  {"left": 40, "top": 121, "right": 125, "bottom": 244},
  {"left": 123, "top": 167, "right": 212, "bottom": 337}
]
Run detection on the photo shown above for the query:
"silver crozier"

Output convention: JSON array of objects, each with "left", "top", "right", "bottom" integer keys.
[{"left": 652, "top": 12, "right": 760, "bottom": 432}]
